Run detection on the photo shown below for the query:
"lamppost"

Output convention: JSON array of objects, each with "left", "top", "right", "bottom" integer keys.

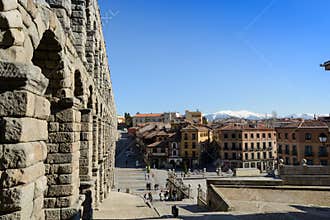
[{"left": 319, "top": 133, "right": 327, "bottom": 145}]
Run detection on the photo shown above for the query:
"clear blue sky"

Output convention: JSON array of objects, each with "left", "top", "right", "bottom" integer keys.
[{"left": 100, "top": 0, "right": 330, "bottom": 116}]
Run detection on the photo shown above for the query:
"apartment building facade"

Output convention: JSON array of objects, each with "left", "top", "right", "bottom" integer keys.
[
  {"left": 216, "top": 125, "right": 277, "bottom": 172},
  {"left": 180, "top": 125, "right": 212, "bottom": 168},
  {"left": 276, "top": 121, "right": 330, "bottom": 166}
]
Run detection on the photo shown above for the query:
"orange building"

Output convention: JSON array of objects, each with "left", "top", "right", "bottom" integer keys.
[{"left": 276, "top": 120, "right": 330, "bottom": 166}]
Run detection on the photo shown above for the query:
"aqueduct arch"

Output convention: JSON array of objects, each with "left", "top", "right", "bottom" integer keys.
[{"left": 0, "top": 1, "right": 117, "bottom": 219}]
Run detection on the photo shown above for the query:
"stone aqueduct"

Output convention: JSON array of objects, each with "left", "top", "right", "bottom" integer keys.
[{"left": 0, "top": 0, "right": 117, "bottom": 219}]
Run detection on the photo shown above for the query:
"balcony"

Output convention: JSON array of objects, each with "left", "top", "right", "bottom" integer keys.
[
  {"left": 304, "top": 152, "right": 313, "bottom": 157},
  {"left": 319, "top": 151, "right": 328, "bottom": 157}
]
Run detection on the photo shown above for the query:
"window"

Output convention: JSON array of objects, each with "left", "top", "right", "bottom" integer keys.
[
  {"left": 305, "top": 146, "right": 313, "bottom": 156},
  {"left": 245, "top": 143, "right": 248, "bottom": 151},
  {"left": 307, "top": 159, "right": 313, "bottom": 165},
  {"left": 192, "top": 151, "right": 196, "bottom": 158},
  {"left": 232, "top": 143, "right": 236, "bottom": 150},
  {"left": 278, "top": 144, "right": 282, "bottom": 154},
  {"left": 251, "top": 143, "right": 254, "bottom": 150},
  {"left": 224, "top": 142, "right": 228, "bottom": 150},
  {"left": 321, "top": 160, "right": 328, "bottom": 166},
  {"left": 285, "top": 157, "right": 290, "bottom": 165},
  {"left": 244, "top": 133, "right": 248, "bottom": 139},
  {"left": 251, "top": 162, "right": 256, "bottom": 168},
  {"left": 268, "top": 133, "right": 271, "bottom": 138},
  {"left": 257, "top": 142, "right": 260, "bottom": 149},
  {"left": 173, "top": 151, "right": 177, "bottom": 156},
  {"left": 262, "top": 133, "right": 266, "bottom": 138},
  {"left": 268, "top": 142, "right": 272, "bottom": 148},
  {"left": 224, "top": 152, "right": 228, "bottom": 159},
  {"left": 292, "top": 145, "right": 297, "bottom": 155},
  {"left": 224, "top": 133, "right": 228, "bottom": 139},
  {"left": 239, "top": 143, "right": 242, "bottom": 150},
  {"left": 185, "top": 151, "right": 188, "bottom": 157},
  {"left": 238, "top": 134, "right": 242, "bottom": 138},
  {"left": 292, "top": 133, "right": 296, "bottom": 140},
  {"left": 256, "top": 133, "right": 260, "bottom": 138},
  {"left": 269, "top": 152, "right": 273, "bottom": 158},
  {"left": 263, "top": 152, "right": 267, "bottom": 159},
  {"left": 257, "top": 152, "right": 260, "bottom": 159},
  {"left": 244, "top": 163, "right": 249, "bottom": 168},
  {"left": 262, "top": 142, "right": 266, "bottom": 149},
  {"left": 232, "top": 153, "right": 237, "bottom": 159},
  {"left": 285, "top": 133, "right": 288, "bottom": 139},
  {"left": 285, "top": 145, "right": 290, "bottom": 154},
  {"left": 305, "top": 133, "right": 312, "bottom": 140},
  {"left": 319, "top": 146, "right": 328, "bottom": 157},
  {"left": 184, "top": 142, "right": 188, "bottom": 149},
  {"left": 293, "top": 157, "right": 298, "bottom": 165},
  {"left": 251, "top": 153, "right": 255, "bottom": 159},
  {"left": 232, "top": 133, "right": 236, "bottom": 139},
  {"left": 251, "top": 133, "right": 254, "bottom": 139},
  {"left": 245, "top": 153, "right": 248, "bottom": 160},
  {"left": 278, "top": 133, "right": 281, "bottom": 139},
  {"left": 192, "top": 142, "right": 196, "bottom": 149},
  {"left": 192, "top": 133, "right": 196, "bottom": 140},
  {"left": 184, "top": 133, "right": 188, "bottom": 140}
]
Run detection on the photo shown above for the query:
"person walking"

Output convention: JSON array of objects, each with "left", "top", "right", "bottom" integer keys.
[{"left": 148, "top": 192, "right": 153, "bottom": 202}]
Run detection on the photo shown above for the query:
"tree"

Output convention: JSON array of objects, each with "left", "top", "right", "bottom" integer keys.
[
  {"left": 202, "top": 116, "right": 208, "bottom": 125},
  {"left": 124, "top": 112, "right": 133, "bottom": 128}
]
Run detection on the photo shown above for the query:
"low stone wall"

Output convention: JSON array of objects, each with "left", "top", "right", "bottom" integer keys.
[
  {"left": 279, "top": 165, "right": 330, "bottom": 186},
  {"left": 207, "top": 184, "right": 233, "bottom": 211},
  {"left": 234, "top": 168, "right": 260, "bottom": 177}
]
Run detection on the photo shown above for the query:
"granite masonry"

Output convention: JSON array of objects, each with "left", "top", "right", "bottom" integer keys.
[{"left": 0, "top": 0, "right": 117, "bottom": 219}]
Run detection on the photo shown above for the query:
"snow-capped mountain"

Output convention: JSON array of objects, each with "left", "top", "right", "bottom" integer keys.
[
  {"left": 205, "top": 110, "right": 266, "bottom": 121},
  {"left": 204, "top": 110, "right": 316, "bottom": 122}
]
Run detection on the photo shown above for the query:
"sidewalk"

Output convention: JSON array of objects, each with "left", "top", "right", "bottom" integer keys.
[{"left": 94, "top": 191, "right": 159, "bottom": 219}]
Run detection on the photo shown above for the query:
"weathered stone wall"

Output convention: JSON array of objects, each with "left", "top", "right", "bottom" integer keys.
[{"left": 0, "top": 0, "right": 117, "bottom": 219}]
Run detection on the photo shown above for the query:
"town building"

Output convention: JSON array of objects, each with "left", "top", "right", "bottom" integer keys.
[
  {"left": 216, "top": 124, "right": 277, "bottom": 172},
  {"left": 276, "top": 120, "right": 330, "bottom": 166},
  {"left": 185, "top": 110, "right": 203, "bottom": 124},
  {"left": 180, "top": 125, "right": 213, "bottom": 168},
  {"left": 132, "top": 112, "right": 179, "bottom": 127}
]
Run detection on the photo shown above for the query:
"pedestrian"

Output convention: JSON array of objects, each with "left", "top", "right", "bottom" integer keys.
[
  {"left": 148, "top": 192, "right": 153, "bottom": 202},
  {"left": 143, "top": 193, "right": 148, "bottom": 200},
  {"left": 159, "top": 191, "right": 163, "bottom": 201}
]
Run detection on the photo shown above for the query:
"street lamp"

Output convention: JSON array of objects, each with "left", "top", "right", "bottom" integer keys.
[{"left": 319, "top": 133, "right": 328, "bottom": 144}]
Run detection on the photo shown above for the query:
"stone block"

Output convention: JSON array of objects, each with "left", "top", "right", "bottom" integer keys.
[
  {"left": 0, "top": 9, "right": 23, "bottom": 28},
  {"left": 55, "top": 109, "right": 76, "bottom": 122},
  {"left": 80, "top": 141, "right": 92, "bottom": 150},
  {"left": 46, "top": 152, "right": 78, "bottom": 164},
  {"left": 80, "top": 122, "right": 92, "bottom": 132},
  {"left": 80, "top": 132, "right": 92, "bottom": 141},
  {"left": 60, "top": 207, "right": 80, "bottom": 220},
  {"left": 0, "top": 117, "right": 47, "bottom": 143},
  {"left": 44, "top": 198, "right": 56, "bottom": 208},
  {"left": 34, "top": 175, "right": 47, "bottom": 198},
  {"left": 59, "top": 142, "right": 79, "bottom": 153},
  {"left": 0, "top": 0, "right": 18, "bottom": 11},
  {"left": 0, "top": 211, "right": 21, "bottom": 220},
  {"left": 0, "top": 162, "right": 44, "bottom": 188},
  {"left": 0, "top": 182, "right": 34, "bottom": 212},
  {"left": 45, "top": 208, "right": 60, "bottom": 220},
  {"left": 0, "top": 91, "right": 34, "bottom": 117},
  {"left": 56, "top": 195, "right": 77, "bottom": 208},
  {"left": 48, "top": 132, "right": 75, "bottom": 143},
  {"left": 2, "top": 142, "right": 47, "bottom": 169},
  {"left": 59, "top": 122, "right": 80, "bottom": 132},
  {"left": 47, "top": 184, "right": 74, "bottom": 197},
  {"left": 34, "top": 95, "right": 50, "bottom": 120},
  {"left": 47, "top": 143, "right": 59, "bottom": 153}
]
